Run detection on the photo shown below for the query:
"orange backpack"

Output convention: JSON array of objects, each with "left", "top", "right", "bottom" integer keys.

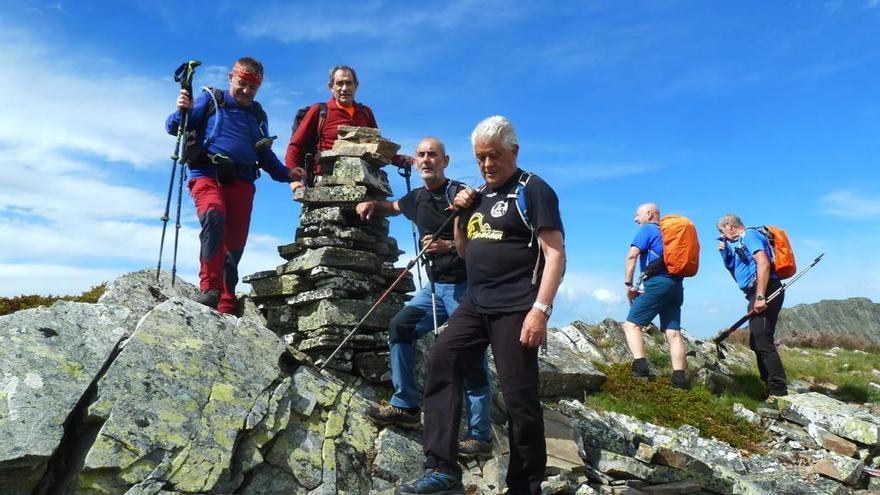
[
  {"left": 658, "top": 215, "right": 700, "bottom": 277},
  {"left": 755, "top": 225, "right": 797, "bottom": 278}
]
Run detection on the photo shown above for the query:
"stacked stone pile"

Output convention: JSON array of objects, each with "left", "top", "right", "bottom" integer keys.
[{"left": 242, "top": 126, "right": 414, "bottom": 382}]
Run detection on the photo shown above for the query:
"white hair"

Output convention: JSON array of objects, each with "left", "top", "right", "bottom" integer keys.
[{"left": 470, "top": 115, "right": 518, "bottom": 151}]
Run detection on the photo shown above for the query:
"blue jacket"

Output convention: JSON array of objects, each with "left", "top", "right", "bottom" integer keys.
[{"left": 165, "top": 89, "right": 290, "bottom": 183}]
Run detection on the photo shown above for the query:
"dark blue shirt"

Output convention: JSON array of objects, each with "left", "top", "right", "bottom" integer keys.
[{"left": 165, "top": 89, "right": 289, "bottom": 183}]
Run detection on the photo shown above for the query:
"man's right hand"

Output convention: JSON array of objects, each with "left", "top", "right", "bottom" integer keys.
[
  {"left": 356, "top": 201, "right": 376, "bottom": 220},
  {"left": 717, "top": 240, "right": 726, "bottom": 251},
  {"left": 177, "top": 89, "right": 194, "bottom": 111},
  {"left": 453, "top": 187, "right": 477, "bottom": 210}
]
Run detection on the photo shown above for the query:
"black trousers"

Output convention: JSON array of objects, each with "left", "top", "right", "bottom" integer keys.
[
  {"left": 747, "top": 279, "right": 788, "bottom": 396},
  {"left": 422, "top": 298, "right": 546, "bottom": 495}
]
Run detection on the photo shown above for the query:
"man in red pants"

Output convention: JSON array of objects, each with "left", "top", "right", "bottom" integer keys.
[{"left": 166, "top": 56, "right": 304, "bottom": 314}]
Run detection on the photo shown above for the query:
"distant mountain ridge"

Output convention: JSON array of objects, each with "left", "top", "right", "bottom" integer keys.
[{"left": 777, "top": 297, "right": 880, "bottom": 345}]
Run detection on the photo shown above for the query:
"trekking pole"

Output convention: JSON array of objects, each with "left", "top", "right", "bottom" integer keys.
[
  {"left": 317, "top": 184, "right": 486, "bottom": 370},
  {"left": 156, "top": 60, "right": 201, "bottom": 285},
  {"left": 713, "top": 252, "right": 825, "bottom": 359},
  {"left": 398, "top": 164, "right": 423, "bottom": 290},
  {"left": 429, "top": 260, "right": 439, "bottom": 336}
]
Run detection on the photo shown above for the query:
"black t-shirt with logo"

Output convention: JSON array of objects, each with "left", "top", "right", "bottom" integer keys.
[
  {"left": 398, "top": 179, "right": 468, "bottom": 284},
  {"left": 460, "top": 169, "right": 563, "bottom": 313}
]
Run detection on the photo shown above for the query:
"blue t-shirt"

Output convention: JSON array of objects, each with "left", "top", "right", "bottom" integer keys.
[
  {"left": 720, "top": 228, "right": 777, "bottom": 291},
  {"left": 631, "top": 223, "right": 667, "bottom": 276}
]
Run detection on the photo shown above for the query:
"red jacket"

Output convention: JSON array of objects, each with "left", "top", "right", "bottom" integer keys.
[{"left": 285, "top": 97, "right": 378, "bottom": 170}]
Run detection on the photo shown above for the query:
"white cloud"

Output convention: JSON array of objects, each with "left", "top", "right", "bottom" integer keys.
[
  {"left": 591, "top": 288, "right": 622, "bottom": 304},
  {"left": 0, "top": 22, "right": 292, "bottom": 296},
  {"left": 819, "top": 190, "right": 880, "bottom": 219}
]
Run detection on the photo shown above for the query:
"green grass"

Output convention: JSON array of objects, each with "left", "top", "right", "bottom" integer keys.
[
  {"left": 585, "top": 362, "right": 767, "bottom": 451},
  {"left": 0, "top": 283, "right": 108, "bottom": 317},
  {"left": 778, "top": 346, "right": 880, "bottom": 403}
]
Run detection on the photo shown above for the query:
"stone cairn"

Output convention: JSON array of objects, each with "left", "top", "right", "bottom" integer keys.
[{"left": 242, "top": 126, "right": 414, "bottom": 382}]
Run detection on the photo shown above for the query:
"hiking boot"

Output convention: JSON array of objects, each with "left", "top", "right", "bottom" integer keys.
[
  {"left": 458, "top": 437, "right": 493, "bottom": 460},
  {"left": 671, "top": 370, "right": 688, "bottom": 390},
  {"left": 194, "top": 289, "right": 221, "bottom": 309},
  {"left": 367, "top": 404, "right": 421, "bottom": 429},
  {"left": 396, "top": 468, "right": 463, "bottom": 494},
  {"left": 632, "top": 357, "right": 651, "bottom": 382}
]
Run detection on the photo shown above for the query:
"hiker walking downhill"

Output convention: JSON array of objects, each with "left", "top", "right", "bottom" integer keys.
[
  {"left": 622, "top": 203, "right": 688, "bottom": 389},
  {"left": 396, "top": 116, "right": 566, "bottom": 495},
  {"left": 285, "top": 65, "right": 412, "bottom": 190},
  {"left": 356, "top": 137, "right": 493, "bottom": 460},
  {"left": 717, "top": 214, "right": 789, "bottom": 401},
  {"left": 165, "top": 57, "right": 304, "bottom": 314}
]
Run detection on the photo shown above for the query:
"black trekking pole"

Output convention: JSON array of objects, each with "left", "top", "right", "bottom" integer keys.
[
  {"left": 398, "top": 164, "right": 423, "bottom": 290},
  {"left": 317, "top": 184, "right": 486, "bottom": 370},
  {"left": 713, "top": 253, "right": 825, "bottom": 359},
  {"left": 157, "top": 60, "right": 201, "bottom": 285}
]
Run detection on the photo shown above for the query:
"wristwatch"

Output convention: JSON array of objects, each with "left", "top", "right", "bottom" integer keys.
[
  {"left": 532, "top": 302, "right": 553, "bottom": 317},
  {"left": 756, "top": 294, "right": 765, "bottom": 301}
]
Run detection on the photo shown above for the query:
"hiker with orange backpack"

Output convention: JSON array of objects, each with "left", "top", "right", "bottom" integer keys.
[
  {"left": 717, "top": 214, "right": 792, "bottom": 400},
  {"left": 623, "top": 203, "right": 700, "bottom": 389}
]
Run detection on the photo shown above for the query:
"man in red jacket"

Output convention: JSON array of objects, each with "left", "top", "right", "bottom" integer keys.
[{"left": 285, "top": 65, "right": 411, "bottom": 191}]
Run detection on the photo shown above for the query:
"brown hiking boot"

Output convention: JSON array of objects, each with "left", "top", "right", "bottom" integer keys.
[
  {"left": 457, "top": 438, "right": 493, "bottom": 460},
  {"left": 367, "top": 404, "right": 421, "bottom": 429},
  {"left": 194, "top": 288, "right": 221, "bottom": 309}
]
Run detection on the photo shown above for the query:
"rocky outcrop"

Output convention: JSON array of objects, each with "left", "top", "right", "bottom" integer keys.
[
  {"left": 777, "top": 297, "right": 880, "bottom": 345},
  {"left": 0, "top": 302, "right": 129, "bottom": 494},
  {"left": 2, "top": 269, "right": 878, "bottom": 494}
]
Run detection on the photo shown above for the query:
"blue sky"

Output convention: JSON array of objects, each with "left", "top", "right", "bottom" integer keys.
[{"left": 2, "top": 0, "right": 878, "bottom": 338}]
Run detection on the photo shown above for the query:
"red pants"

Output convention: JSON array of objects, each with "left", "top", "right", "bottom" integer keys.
[{"left": 188, "top": 177, "right": 255, "bottom": 314}]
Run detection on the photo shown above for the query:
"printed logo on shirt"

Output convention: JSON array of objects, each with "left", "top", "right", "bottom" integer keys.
[
  {"left": 467, "top": 213, "right": 504, "bottom": 241},
  {"left": 490, "top": 200, "right": 508, "bottom": 218}
]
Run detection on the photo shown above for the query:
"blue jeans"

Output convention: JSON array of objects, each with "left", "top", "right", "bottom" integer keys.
[{"left": 388, "top": 281, "right": 493, "bottom": 442}]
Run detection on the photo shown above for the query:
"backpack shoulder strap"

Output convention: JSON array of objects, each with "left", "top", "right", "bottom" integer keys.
[
  {"left": 358, "top": 103, "right": 377, "bottom": 127},
  {"left": 202, "top": 87, "right": 225, "bottom": 146},
  {"left": 250, "top": 100, "right": 268, "bottom": 137},
  {"left": 507, "top": 171, "right": 535, "bottom": 233},
  {"left": 315, "top": 102, "right": 328, "bottom": 147}
]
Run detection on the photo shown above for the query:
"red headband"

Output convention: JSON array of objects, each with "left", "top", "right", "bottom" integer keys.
[{"left": 234, "top": 65, "right": 263, "bottom": 85}]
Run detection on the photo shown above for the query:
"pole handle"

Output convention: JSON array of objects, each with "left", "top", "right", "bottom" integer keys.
[{"left": 174, "top": 60, "right": 202, "bottom": 94}]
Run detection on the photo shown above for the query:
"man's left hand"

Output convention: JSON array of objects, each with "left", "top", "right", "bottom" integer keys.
[{"left": 520, "top": 308, "right": 547, "bottom": 348}]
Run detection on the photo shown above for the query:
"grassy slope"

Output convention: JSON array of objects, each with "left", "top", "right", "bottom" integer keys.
[{"left": 584, "top": 344, "right": 880, "bottom": 452}]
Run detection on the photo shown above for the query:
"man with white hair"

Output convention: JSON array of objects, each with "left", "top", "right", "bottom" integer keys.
[
  {"left": 396, "top": 116, "right": 566, "bottom": 495},
  {"left": 622, "top": 203, "right": 687, "bottom": 388}
]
